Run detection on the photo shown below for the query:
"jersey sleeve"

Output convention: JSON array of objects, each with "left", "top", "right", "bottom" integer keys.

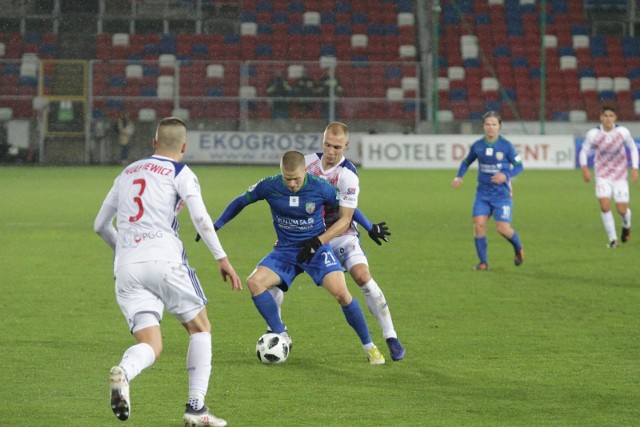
[
  {"left": 507, "top": 142, "right": 523, "bottom": 178},
  {"left": 622, "top": 127, "right": 639, "bottom": 169},
  {"left": 214, "top": 179, "right": 264, "bottom": 229},
  {"left": 579, "top": 130, "right": 596, "bottom": 167},
  {"left": 457, "top": 143, "right": 477, "bottom": 177},
  {"left": 94, "top": 177, "right": 120, "bottom": 251},
  {"left": 336, "top": 169, "right": 359, "bottom": 209},
  {"left": 352, "top": 208, "right": 373, "bottom": 231},
  {"left": 176, "top": 166, "right": 227, "bottom": 260}
]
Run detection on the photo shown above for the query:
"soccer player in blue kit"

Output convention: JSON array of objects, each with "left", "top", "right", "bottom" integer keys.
[
  {"left": 451, "top": 111, "right": 525, "bottom": 271},
  {"left": 214, "top": 150, "right": 386, "bottom": 364}
]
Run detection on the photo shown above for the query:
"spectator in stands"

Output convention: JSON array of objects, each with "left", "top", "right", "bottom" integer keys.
[
  {"left": 318, "top": 70, "right": 343, "bottom": 120},
  {"left": 294, "top": 67, "right": 317, "bottom": 115},
  {"left": 266, "top": 70, "right": 292, "bottom": 119},
  {"left": 117, "top": 110, "right": 135, "bottom": 165}
]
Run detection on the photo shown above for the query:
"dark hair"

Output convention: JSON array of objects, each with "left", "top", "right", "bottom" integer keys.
[
  {"left": 482, "top": 111, "right": 502, "bottom": 124},
  {"left": 600, "top": 105, "right": 616, "bottom": 115}
]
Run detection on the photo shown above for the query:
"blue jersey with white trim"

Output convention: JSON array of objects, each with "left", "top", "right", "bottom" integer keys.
[
  {"left": 458, "top": 135, "right": 523, "bottom": 198},
  {"left": 235, "top": 173, "right": 339, "bottom": 249}
]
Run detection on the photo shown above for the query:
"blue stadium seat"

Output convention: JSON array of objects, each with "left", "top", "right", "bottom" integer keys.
[
  {"left": 475, "top": 14, "right": 490, "bottom": 25},
  {"left": 109, "top": 76, "right": 126, "bottom": 87},
  {"left": 320, "top": 12, "right": 336, "bottom": 24},
  {"left": 450, "top": 88, "right": 468, "bottom": 101},
  {"left": 494, "top": 46, "right": 511, "bottom": 58},
  {"left": 336, "top": 24, "right": 352, "bottom": 36},
  {"left": 336, "top": 1, "right": 350, "bottom": 13},
  {"left": 207, "top": 87, "right": 224, "bottom": 97},
  {"left": 141, "top": 87, "right": 157, "bottom": 97},
  {"left": 578, "top": 68, "right": 596, "bottom": 77},
  {"left": 511, "top": 57, "right": 528, "bottom": 68}
]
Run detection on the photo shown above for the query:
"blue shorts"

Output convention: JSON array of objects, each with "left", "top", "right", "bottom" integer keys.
[
  {"left": 258, "top": 244, "right": 343, "bottom": 291},
  {"left": 472, "top": 192, "right": 513, "bottom": 223}
]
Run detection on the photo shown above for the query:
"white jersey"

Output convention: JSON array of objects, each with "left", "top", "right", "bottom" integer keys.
[
  {"left": 305, "top": 153, "right": 359, "bottom": 236},
  {"left": 99, "top": 155, "right": 225, "bottom": 269},
  {"left": 580, "top": 124, "right": 639, "bottom": 181}
]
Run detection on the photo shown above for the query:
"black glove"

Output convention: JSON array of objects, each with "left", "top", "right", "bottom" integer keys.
[
  {"left": 195, "top": 225, "right": 219, "bottom": 242},
  {"left": 296, "top": 236, "right": 322, "bottom": 264},
  {"left": 368, "top": 222, "right": 390, "bottom": 246}
]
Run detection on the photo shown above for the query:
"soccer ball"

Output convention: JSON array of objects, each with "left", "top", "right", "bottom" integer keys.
[{"left": 256, "top": 333, "right": 289, "bottom": 364}]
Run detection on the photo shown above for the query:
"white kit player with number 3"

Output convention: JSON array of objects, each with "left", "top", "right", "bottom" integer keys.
[{"left": 94, "top": 116, "right": 242, "bottom": 427}]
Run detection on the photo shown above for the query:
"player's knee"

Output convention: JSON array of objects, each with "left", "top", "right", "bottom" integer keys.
[
  {"left": 496, "top": 223, "right": 512, "bottom": 236},
  {"left": 352, "top": 272, "right": 371, "bottom": 286},
  {"left": 246, "top": 275, "right": 266, "bottom": 295}
]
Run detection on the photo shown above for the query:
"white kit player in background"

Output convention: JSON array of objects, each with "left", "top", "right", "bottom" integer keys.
[
  {"left": 269, "top": 122, "right": 406, "bottom": 361},
  {"left": 94, "top": 117, "right": 242, "bottom": 427},
  {"left": 579, "top": 106, "right": 639, "bottom": 248}
]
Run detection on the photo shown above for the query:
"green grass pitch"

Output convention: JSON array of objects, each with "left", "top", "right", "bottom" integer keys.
[{"left": 1, "top": 165, "right": 639, "bottom": 426}]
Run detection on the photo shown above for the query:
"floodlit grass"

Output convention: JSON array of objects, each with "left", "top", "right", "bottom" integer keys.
[{"left": 1, "top": 165, "right": 639, "bottom": 426}]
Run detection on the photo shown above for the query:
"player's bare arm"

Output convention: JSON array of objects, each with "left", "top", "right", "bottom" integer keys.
[{"left": 318, "top": 205, "right": 355, "bottom": 244}]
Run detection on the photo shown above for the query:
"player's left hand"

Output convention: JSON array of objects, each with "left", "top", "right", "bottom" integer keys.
[
  {"left": 297, "top": 236, "right": 322, "bottom": 263},
  {"left": 368, "top": 222, "right": 390, "bottom": 246}
]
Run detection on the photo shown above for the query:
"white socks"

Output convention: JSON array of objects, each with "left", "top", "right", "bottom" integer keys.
[
  {"left": 268, "top": 287, "right": 284, "bottom": 319},
  {"left": 186, "top": 332, "right": 212, "bottom": 411},
  {"left": 119, "top": 342, "right": 156, "bottom": 382},
  {"left": 360, "top": 279, "right": 396, "bottom": 340},
  {"left": 622, "top": 208, "right": 632, "bottom": 229},
  {"left": 269, "top": 279, "right": 397, "bottom": 339},
  {"left": 117, "top": 333, "right": 213, "bottom": 412},
  {"left": 601, "top": 210, "right": 617, "bottom": 242}
]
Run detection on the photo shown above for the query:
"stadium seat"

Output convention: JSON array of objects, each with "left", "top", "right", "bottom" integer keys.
[
  {"left": 437, "top": 77, "right": 450, "bottom": 91},
  {"left": 436, "top": 110, "right": 454, "bottom": 121},
  {"left": 138, "top": 108, "right": 157, "bottom": 122},
  {"left": 569, "top": 110, "right": 587, "bottom": 122},
  {"left": 0, "top": 107, "right": 13, "bottom": 121}
]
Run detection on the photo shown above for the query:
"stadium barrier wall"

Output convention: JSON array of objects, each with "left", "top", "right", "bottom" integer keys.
[{"left": 184, "top": 132, "right": 640, "bottom": 169}]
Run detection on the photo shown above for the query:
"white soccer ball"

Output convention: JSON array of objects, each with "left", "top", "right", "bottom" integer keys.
[{"left": 256, "top": 333, "right": 289, "bottom": 364}]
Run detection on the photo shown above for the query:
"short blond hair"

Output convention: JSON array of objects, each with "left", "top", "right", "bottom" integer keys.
[
  {"left": 155, "top": 117, "right": 187, "bottom": 150},
  {"left": 280, "top": 150, "right": 305, "bottom": 172},
  {"left": 324, "top": 121, "right": 349, "bottom": 139}
]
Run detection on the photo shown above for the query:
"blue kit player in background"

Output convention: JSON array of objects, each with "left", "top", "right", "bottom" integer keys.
[
  {"left": 214, "top": 150, "right": 386, "bottom": 364},
  {"left": 451, "top": 111, "right": 525, "bottom": 271}
]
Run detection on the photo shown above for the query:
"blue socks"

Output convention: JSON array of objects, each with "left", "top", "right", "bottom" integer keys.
[
  {"left": 341, "top": 299, "right": 372, "bottom": 345},
  {"left": 474, "top": 236, "right": 488, "bottom": 264},
  {"left": 252, "top": 291, "right": 285, "bottom": 334},
  {"left": 508, "top": 231, "right": 522, "bottom": 251}
]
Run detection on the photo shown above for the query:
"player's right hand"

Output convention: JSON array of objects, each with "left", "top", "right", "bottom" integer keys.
[{"left": 297, "top": 236, "right": 322, "bottom": 263}]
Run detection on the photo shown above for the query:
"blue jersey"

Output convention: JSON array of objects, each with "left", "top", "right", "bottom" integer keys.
[
  {"left": 215, "top": 173, "right": 339, "bottom": 249},
  {"left": 457, "top": 135, "right": 523, "bottom": 198}
]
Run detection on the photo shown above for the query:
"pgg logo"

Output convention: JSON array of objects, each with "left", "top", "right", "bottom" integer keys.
[
  {"left": 133, "top": 231, "right": 164, "bottom": 243},
  {"left": 123, "top": 230, "right": 164, "bottom": 247}
]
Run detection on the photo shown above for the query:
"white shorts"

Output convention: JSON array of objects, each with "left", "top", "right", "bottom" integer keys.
[
  {"left": 115, "top": 260, "right": 207, "bottom": 333},
  {"left": 329, "top": 234, "right": 369, "bottom": 272},
  {"left": 595, "top": 178, "right": 630, "bottom": 203}
]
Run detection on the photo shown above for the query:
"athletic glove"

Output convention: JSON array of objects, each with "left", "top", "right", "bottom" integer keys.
[
  {"left": 296, "top": 236, "right": 322, "bottom": 264},
  {"left": 368, "top": 222, "right": 390, "bottom": 246},
  {"left": 195, "top": 225, "right": 219, "bottom": 242}
]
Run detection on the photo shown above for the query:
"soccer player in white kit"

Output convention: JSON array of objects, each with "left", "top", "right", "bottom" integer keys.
[
  {"left": 579, "top": 106, "right": 639, "bottom": 248},
  {"left": 269, "top": 122, "right": 406, "bottom": 361},
  {"left": 94, "top": 117, "right": 242, "bottom": 426}
]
